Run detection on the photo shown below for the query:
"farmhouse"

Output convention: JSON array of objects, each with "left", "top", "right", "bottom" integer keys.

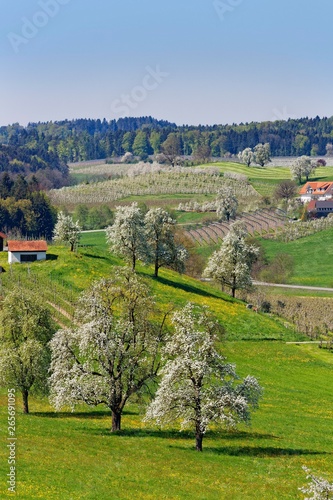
[
  {"left": 300, "top": 181, "right": 333, "bottom": 202},
  {"left": 8, "top": 240, "right": 48, "bottom": 264},
  {"left": 307, "top": 199, "right": 333, "bottom": 217}
]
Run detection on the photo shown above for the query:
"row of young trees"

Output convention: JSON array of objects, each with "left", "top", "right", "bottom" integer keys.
[
  {"left": 106, "top": 203, "right": 187, "bottom": 277},
  {"left": 0, "top": 270, "right": 263, "bottom": 451}
]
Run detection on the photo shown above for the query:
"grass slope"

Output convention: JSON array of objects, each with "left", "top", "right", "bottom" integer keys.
[
  {"left": 0, "top": 232, "right": 297, "bottom": 340},
  {"left": 259, "top": 227, "right": 333, "bottom": 288},
  {"left": 0, "top": 342, "right": 332, "bottom": 499}
]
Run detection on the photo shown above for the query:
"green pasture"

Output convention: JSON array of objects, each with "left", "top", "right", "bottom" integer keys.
[
  {"left": 1, "top": 341, "right": 332, "bottom": 499},
  {"left": 0, "top": 233, "right": 296, "bottom": 341},
  {"left": 259, "top": 226, "right": 333, "bottom": 288},
  {"left": 207, "top": 162, "right": 333, "bottom": 197}
]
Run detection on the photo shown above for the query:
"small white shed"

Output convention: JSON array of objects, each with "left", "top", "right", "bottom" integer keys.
[{"left": 8, "top": 240, "right": 48, "bottom": 264}]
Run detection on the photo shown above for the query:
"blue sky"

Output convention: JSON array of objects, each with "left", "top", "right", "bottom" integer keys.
[{"left": 1, "top": 0, "right": 332, "bottom": 126}]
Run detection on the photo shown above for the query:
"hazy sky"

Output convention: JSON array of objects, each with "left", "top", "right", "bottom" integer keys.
[{"left": 1, "top": 0, "right": 332, "bottom": 126}]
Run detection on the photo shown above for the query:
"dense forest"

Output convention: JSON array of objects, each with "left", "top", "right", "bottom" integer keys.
[
  {"left": 1, "top": 115, "right": 333, "bottom": 164},
  {"left": 0, "top": 173, "right": 56, "bottom": 239}
]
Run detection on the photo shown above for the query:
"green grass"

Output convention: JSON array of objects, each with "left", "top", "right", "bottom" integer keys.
[
  {"left": 0, "top": 232, "right": 296, "bottom": 340},
  {"left": 1, "top": 341, "right": 332, "bottom": 499},
  {"left": 259, "top": 226, "right": 333, "bottom": 288}
]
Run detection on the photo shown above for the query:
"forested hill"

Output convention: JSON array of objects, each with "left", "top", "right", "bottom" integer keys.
[
  {"left": 2, "top": 115, "right": 333, "bottom": 164},
  {"left": 0, "top": 142, "right": 69, "bottom": 190}
]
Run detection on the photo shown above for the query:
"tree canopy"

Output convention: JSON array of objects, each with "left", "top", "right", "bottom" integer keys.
[
  {"left": 145, "top": 303, "right": 263, "bottom": 451},
  {"left": 49, "top": 268, "right": 167, "bottom": 431}
]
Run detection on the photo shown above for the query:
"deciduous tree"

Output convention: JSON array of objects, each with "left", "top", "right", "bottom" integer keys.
[
  {"left": 49, "top": 268, "right": 167, "bottom": 432},
  {"left": 161, "top": 133, "right": 182, "bottom": 167},
  {"left": 203, "top": 222, "right": 259, "bottom": 297},
  {"left": 106, "top": 202, "right": 147, "bottom": 271},
  {"left": 53, "top": 211, "right": 81, "bottom": 251},
  {"left": 145, "top": 208, "right": 187, "bottom": 277},
  {"left": 145, "top": 303, "right": 262, "bottom": 451},
  {"left": 238, "top": 147, "right": 254, "bottom": 167},
  {"left": 253, "top": 143, "right": 271, "bottom": 167},
  {"left": 274, "top": 180, "right": 297, "bottom": 201},
  {"left": 0, "top": 288, "right": 55, "bottom": 414},
  {"left": 290, "top": 156, "right": 315, "bottom": 183},
  {"left": 216, "top": 186, "right": 238, "bottom": 222}
]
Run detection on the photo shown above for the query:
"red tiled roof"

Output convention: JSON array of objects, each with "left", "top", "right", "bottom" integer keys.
[
  {"left": 307, "top": 200, "right": 316, "bottom": 211},
  {"left": 299, "top": 182, "right": 333, "bottom": 195},
  {"left": 8, "top": 240, "right": 48, "bottom": 252},
  {"left": 0, "top": 232, "right": 6, "bottom": 239}
]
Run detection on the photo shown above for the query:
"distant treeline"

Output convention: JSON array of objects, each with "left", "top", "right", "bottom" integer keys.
[{"left": 1, "top": 115, "right": 333, "bottom": 164}]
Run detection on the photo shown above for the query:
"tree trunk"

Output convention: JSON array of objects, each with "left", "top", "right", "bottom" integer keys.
[
  {"left": 22, "top": 389, "right": 29, "bottom": 414},
  {"left": 154, "top": 257, "right": 159, "bottom": 278},
  {"left": 111, "top": 410, "right": 121, "bottom": 432},
  {"left": 232, "top": 287, "right": 236, "bottom": 298},
  {"left": 195, "top": 432, "right": 203, "bottom": 452},
  {"left": 132, "top": 253, "right": 136, "bottom": 272}
]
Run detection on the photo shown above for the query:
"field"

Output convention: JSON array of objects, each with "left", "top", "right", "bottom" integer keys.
[
  {"left": 2, "top": 161, "right": 333, "bottom": 499},
  {"left": 1, "top": 341, "right": 332, "bottom": 499},
  {"left": 0, "top": 233, "right": 295, "bottom": 340},
  {"left": 259, "top": 226, "right": 333, "bottom": 288},
  {"left": 209, "top": 161, "right": 333, "bottom": 197}
]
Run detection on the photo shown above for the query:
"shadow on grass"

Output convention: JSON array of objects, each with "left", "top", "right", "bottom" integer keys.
[
  {"left": 46, "top": 254, "right": 58, "bottom": 261},
  {"left": 81, "top": 253, "right": 107, "bottom": 260},
  {"left": 31, "top": 408, "right": 137, "bottom": 419},
  {"left": 153, "top": 275, "right": 235, "bottom": 303},
  {"left": 196, "top": 446, "right": 329, "bottom": 457},
  {"left": 83, "top": 428, "right": 279, "bottom": 442}
]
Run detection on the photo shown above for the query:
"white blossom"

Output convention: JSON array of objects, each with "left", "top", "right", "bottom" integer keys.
[
  {"left": 253, "top": 143, "right": 271, "bottom": 167},
  {"left": 238, "top": 147, "right": 255, "bottom": 167},
  {"left": 203, "top": 221, "right": 259, "bottom": 297},
  {"left": 53, "top": 211, "right": 81, "bottom": 252},
  {"left": 299, "top": 467, "right": 333, "bottom": 499},
  {"left": 145, "top": 303, "right": 263, "bottom": 451},
  {"left": 106, "top": 202, "right": 148, "bottom": 271},
  {"left": 216, "top": 186, "right": 238, "bottom": 222},
  {"left": 290, "top": 156, "right": 315, "bottom": 183},
  {"left": 145, "top": 208, "right": 188, "bottom": 277},
  {"left": 49, "top": 268, "right": 166, "bottom": 431}
]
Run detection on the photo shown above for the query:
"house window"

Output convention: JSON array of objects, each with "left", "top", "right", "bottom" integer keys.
[{"left": 20, "top": 254, "right": 37, "bottom": 262}]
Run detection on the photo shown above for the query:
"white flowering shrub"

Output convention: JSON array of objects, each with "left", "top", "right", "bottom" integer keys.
[
  {"left": 224, "top": 171, "right": 248, "bottom": 182},
  {"left": 145, "top": 303, "right": 263, "bottom": 451},
  {"left": 269, "top": 215, "right": 333, "bottom": 242},
  {"left": 121, "top": 152, "right": 134, "bottom": 163}
]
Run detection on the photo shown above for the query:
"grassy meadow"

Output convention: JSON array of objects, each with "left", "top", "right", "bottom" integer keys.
[
  {"left": 0, "top": 341, "right": 332, "bottom": 499},
  {"left": 259, "top": 226, "right": 333, "bottom": 288},
  {"left": 2, "top": 160, "right": 333, "bottom": 498},
  {"left": 0, "top": 232, "right": 295, "bottom": 340}
]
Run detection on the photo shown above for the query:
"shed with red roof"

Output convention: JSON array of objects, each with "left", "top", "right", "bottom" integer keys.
[{"left": 8, "top": 240, "right": 47, "bottom": 264}]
